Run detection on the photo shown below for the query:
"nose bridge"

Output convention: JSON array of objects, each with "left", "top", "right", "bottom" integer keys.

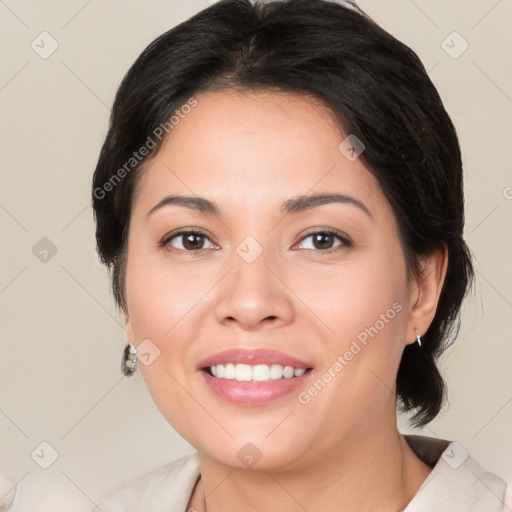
[
  {"left": 233, "top": 235, "right": 273, "bottom": 292},
  {"left": 213, "top": 234, "right": 294, "bottom": 329}
]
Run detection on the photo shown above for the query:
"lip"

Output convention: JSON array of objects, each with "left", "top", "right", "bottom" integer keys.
[
  {"left": 196, "top": 348, "right": 315, "bottom": 406},
  {"left": 199, "top": 368, "right": 314, "bottom": 406},
  {"left": 196, "top": 348, "right": 313, "bottom": 370}
]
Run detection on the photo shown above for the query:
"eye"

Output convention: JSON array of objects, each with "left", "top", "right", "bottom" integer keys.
[
  {"left": 295, "top": 229, "right": 351, "bottom": 253},
  {"left": 160, "top": 228, "right": 351, "bottom": 254},
  {"left": 161, "top": 229, "right": 217, "bottom": 252}
]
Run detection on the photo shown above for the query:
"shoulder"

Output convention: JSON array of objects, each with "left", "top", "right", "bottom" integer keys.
[
  {"left": 91, "top": 451, "right": 200, "bottom": 512},
  {"left": 0, "top": 475, "right": 17, "bottom": 512},
  {"left": 404, "top": 435, "right": 512, "bottom": 512}
]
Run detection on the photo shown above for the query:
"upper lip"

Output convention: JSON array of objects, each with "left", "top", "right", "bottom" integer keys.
[{"left": 197, "top": 348, "right": 313, "bottom": 370}]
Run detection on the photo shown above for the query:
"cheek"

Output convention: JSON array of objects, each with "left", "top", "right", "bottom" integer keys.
[
  {"left": 294, "top": 253, "right": 406, "bottom": 335},
  {"left": 125, "top": 259, "right": 204, "bottom": 435},
  {"left": 288, "top": 247, "right": 409, "bottom": 387},
  {"left": 124, "top": 253, "right": 215, "bottom": 409},
  {"left": 125, "top": 251, "right": 206, "bottom": 339}
]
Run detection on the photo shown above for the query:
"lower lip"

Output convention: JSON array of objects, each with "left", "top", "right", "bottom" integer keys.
[{"left": 199, "top": 368, "right": 314, "bottom": 406}]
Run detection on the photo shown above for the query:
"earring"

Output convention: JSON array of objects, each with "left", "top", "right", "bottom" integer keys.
[
  {"left": 121, "top": 343, "right": 138, "bottom": 376},
  {"left": 416, "top": 334, "right": 422, "bottom": 348}
]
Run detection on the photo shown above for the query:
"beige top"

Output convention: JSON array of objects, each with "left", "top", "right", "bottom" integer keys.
[{"left": 92, "top": 434, "right": 512, "bottom": 512}]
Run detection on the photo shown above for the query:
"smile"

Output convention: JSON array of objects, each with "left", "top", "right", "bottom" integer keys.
[{"left": 204, "top": 363, "right": 308, "bottom": 381}]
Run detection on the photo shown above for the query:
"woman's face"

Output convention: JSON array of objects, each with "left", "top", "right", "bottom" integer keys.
[{"left": 124, "top": 89, "right": 424, "bottom": 470}]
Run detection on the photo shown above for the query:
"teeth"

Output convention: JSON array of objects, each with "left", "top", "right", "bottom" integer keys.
[{"left": 207, "top": 363, "right": 308, "bottom": 381}]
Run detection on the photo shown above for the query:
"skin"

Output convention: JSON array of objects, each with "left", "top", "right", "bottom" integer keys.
[{"left": 124, "top": 88, "right": 448, "bottom": 512}]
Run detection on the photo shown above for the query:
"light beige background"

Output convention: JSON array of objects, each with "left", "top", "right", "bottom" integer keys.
[{"left": 0, "top": 0, "right": 511, "bottom": 510}]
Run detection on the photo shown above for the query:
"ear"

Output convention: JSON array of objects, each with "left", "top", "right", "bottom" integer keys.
[
  {"left": 125, "top": 313, "right": 134, "bottom": 345},
  {"left": 405, "top": 243, "right": 449, "bottom": 345}
]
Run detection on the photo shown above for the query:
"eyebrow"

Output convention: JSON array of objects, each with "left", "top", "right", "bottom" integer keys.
[{"left": 146, "top": 193, "right": 373, "bottom": 220}]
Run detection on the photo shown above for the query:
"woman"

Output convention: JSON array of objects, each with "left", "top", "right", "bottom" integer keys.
[{"left": 91, "top": 0, "right": 511, "bottom": 510}]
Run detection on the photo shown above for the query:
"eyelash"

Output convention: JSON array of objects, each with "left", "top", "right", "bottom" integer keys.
[{"left": 160, "top": 228, "right": 352, "bottom": 255}]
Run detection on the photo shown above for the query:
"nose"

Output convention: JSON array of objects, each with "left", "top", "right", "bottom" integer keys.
[{"left": 213, "top": 246, "right": 295, "bottom": 331}]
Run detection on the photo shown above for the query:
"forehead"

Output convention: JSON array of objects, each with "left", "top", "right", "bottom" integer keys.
[{"left": 133, "top": 89, "right": 387, "bottom": 219}]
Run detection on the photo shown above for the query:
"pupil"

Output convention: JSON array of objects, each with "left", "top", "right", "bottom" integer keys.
[
  {"left": 314, "top": 233, "right": 332, "bottom": 249},
  {"left": 184, "top": 234, "right": 202, "bottom": 250}
]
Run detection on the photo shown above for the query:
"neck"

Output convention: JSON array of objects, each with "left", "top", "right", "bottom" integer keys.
[{"left": 188, "top": 423, "right": 433, "bottom": 512}]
